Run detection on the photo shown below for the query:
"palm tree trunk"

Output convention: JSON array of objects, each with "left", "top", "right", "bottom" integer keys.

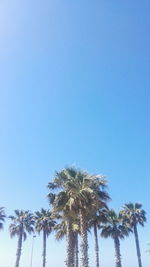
[
  {"left": 72, "top": 233, "right": 76, "bottom": 267},
  {"left": 79, "top": 209, "right": 89, "bottom": 267},
  {"left": 133, "top": 224, "right": 142, "bottom": 267},
  {"left": 114, "top": 237, "right": 122, "bottom": 267},
  {"left": 94, "top": 222, "right": 99, "bottom": 267},
  {"left": 74, "top": 233, "right": 79, "bottom": 267},
  {"left": 15, "top": 232, "right": 23, "bottom": 267},
  {"left": 65, "top": 219, "right": 74, "bottom": 267},
  {"left": 42, "top": 230, "right": 47, "bottom": 267}
]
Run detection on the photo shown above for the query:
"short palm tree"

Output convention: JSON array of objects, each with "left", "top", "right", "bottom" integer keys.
[
  {"left": 9, "top": 210, "right": 34, "bottom": 267},
  {"left": 48, "top": 166, "right": 110, "bottom": 267},
  {"left": 0, "top": 207, "right": 6, "bottom": 230},
  {"left": 89, "top": 208, "right": 108, "bottom": 267},
  {"left": 101, "top": 209, "right": 131, "bottom": 267},
  {"left": 48, "top": 189, "right": 76, "bottom": 267},
  {"left": 34, "top": 208, "right": 56, "bottom": 267},
  {"left": 55, "top": 216, "right": 80, "bottom": 267},
  {"left": 121, "top": 203, "right": 146, "bottom": 267}
]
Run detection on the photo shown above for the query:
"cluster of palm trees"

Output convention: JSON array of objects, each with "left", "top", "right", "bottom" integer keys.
[
  {"left": 0, "top": 208, "right": 55, "bottom": 267},
  {"left": 0, "top": 167, "right": 147, "bottom": 267}
]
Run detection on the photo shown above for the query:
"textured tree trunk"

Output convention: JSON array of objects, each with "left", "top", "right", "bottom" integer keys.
[
  {"left": 65, "top": 220, "right": 74, "bottom": 267},
  {"left": 15, "top": 232, "right": 23, "bottom": 267},
  {"left": 79, "top": 209, "right": 89, "bottom": 267},
  {"left": 42, "top": 230, "right": 47, "bottom": 267},
  {"left": 74, "top": 233, "right": 79, "bottom": 267},
  {"left": 114, "top": 237, "right": 122, "bottom": 267},
  {"left": 72, "top": 233, "right": 76, "bottom": 267},
  {"left": 94, "top": 223, "right": 99, "bottom": 267},
  {"left": 133, "top": 224, "right": 142, "bottom": 267}
]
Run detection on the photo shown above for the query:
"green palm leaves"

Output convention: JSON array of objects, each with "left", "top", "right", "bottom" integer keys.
[
  {"left": 121, "top": 203, "right": 146, "bottom": 227},
  {"left": 35, "top": 208, "right": 56, "bottom": 236},
  {"left": 101, "top": 209, "right": 131, "bottom": 239},
  {"left": 48, "top": 167, "right": 109, "bottom": 216}
]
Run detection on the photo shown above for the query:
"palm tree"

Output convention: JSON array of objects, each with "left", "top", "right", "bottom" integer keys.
[
  {"left": 89, "top": 208, "right": 108, "bottom": 267},
  {"left": 34, "top": 209, "right": 56, "bottom": 267},
  {"left": 64, "top": 168, "right": 109, "bottom": 267},
  {"left": 48, "top": 190, "right": 76, "bottom": 267},
  {"left": 54, "top": 216, "right": 80, "bottom": 267},
  {"left": 121, "top": 203, "right": 146, "bottom": 267},
  {"left": 48, "top": 169, "right": 79, "bottom": 267},
  {"left": 0, "top": 207, "right": 6, "bottom": 230},
  {"left": 9, "top": 210, "right": 34, "bottom": 267},
  {"left": 48, "top": 166, "right": 110, "bottom": 267},
  {"left": 101, "top": 209, "right": 131, "bottom": 267}
]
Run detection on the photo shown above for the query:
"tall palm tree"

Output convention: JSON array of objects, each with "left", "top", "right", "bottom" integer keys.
[
  {"left": 89, "top": 208, "right": 108, "bottom": 267},
  {"left": 9, "top": 210, "right": 34, "bottom": 267},
  {"left": 101, "top": 209, "right": 131, "bottom": 267},
  {"left": 64, "top": 168, "right": 109, "bottom": 267},
  {"left": 48, "top": 166, "right": 110, "bottom": 267},
  {"left": 48, "top": 169, "right": 79, "bottom": 267},
  {"left": 0, "top": 207, "right": 6, "bottom": 230},
  {"left": 121, "top": 203, "right": 146, "bottom": 267},
  {"left": 34, "top": 209, "right": 56, "bottom": 267}
]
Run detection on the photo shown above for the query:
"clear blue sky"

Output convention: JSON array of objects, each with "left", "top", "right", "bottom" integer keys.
[{"left": 0, "top": 0, "right": 150, "bottom": 266}]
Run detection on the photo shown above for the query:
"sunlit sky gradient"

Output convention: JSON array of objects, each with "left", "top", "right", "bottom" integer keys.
[{"left": 0, "top": 0, "right": 150, "bottom": 266}]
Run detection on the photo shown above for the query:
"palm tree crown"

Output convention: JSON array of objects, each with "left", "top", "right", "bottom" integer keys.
[
  {"left": 35, "top": 208, "right": 56, "bottom": 235},
  {"left": 48, "top": 167, "right": 109, "bottom": 215},
  {"left": 121, "top": 203, "right": 146, "bottom": 227},
  {"left": 9, "top": 210, "right": 34, "bottom": 240},
  {"left": 101, "top": 209, "right": 131, "bottom": 239}
]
